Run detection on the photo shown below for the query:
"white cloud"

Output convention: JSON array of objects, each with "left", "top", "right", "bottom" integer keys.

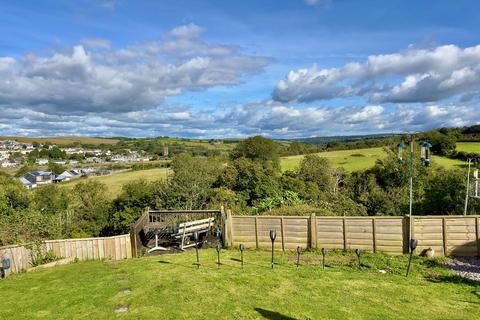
[
  {"left": 0, "top": 24, "right": 271, "bottom": 115},
  {"left": 273, "top": 44, "right": 480, "bottom": 104},
  {"left": 80, "top": 38, "right": 112, "bottom": 49}
]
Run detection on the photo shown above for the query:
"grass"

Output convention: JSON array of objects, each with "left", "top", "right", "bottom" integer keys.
[
  {"left": 281, "top": 147, "right": 467, "bottom": 172},
  {"left": 0, "top": 136, "right": 119, "bottom": 145},
  {"left": 457, "top": 142, "right": 480, "bottom": 153},
  {"left": 0, "top": 249, "right": 478, "bottom": 319},
  {"left": 281, "top": 147, "right": 388, "bottom": 172},
  {"left": 60, "top": 168, "right": 169, "bottom": 198}
]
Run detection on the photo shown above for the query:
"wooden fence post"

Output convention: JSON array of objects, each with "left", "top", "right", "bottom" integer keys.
[
  {"left": 255, "top": 216, "right": 259, "bottom": 249},
  {"left": 342, "top": 217, "right": 347, "bottom": 251},
  {"left": 225, "top": 209, "right": 233, "bottom": 247},
  {"left": 476, "top": 217, "right": 480, "bottom": 257},
  {"left": 309, "top": 213, "right": 317, "bottom": 249},
  {"left": 280, "top": 217, "right": 285, "bottom": 252},
  {"left": 442, "top": 217, "right": 447, "bottom": 257},
  {"left": 372, "top": 218, "right": 376, "bottom": 253}
]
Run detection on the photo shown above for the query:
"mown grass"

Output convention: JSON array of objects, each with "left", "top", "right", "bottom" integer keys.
[
  {"left": 0, "top": 249, "right": 478, "bottom": 320},
  {"left": 60, "top": 168, "right": 169, "bottom": 198},
  {"left": 280, "top": 147, "right": 467, "bottom": 172},
  {"left": 457, "top": 142, "right": 480, "bottom": 153}
]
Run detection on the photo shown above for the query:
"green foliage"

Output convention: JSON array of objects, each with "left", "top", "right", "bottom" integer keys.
[
  {"left": 231, "top": 136, "right": 281, "bottom": 169},
  {"left": 47, "top": 162, "right": 66, "bottom": 175},
  {"left": 422, "top": 130, "right": 457, "bottom": 155},
  {"left": 29, "top": 242, "right": 59, "bottom": 267},
  {"left": 70, "top": 181, "right": 110, "bottom": 237}
]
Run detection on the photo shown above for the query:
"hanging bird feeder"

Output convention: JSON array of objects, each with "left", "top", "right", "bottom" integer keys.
[{"left": 397, "top": 142, "right": 406, "bottom": 164}]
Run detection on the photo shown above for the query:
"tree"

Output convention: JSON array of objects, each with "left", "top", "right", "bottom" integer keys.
[
  {"left": 48, "top": 162, "right": 66, "bottom": 175},
  {"left": 422, "top": 130, "right": 456, "bottom": 155},
  {"left": 422, "top": 169, "right": 478, "bottom": 215},
  {"left": 70, "top": 181, "right": 110, "bottom": 237},
  {"left": 166, "top": 154, "right": 222, "bottom": 210},
  {"left": 231, "top": 136, "right": 281, "bottom": 170},
  {"left": 297, "top": 154, "right": 335, "bottom": 193}
]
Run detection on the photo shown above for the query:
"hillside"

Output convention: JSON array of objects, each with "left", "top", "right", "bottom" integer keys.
[
  {"left": 0, "top": 136, "right": 119, "bottom": 146},
  {"left": 280, "top": 147, "right": 467, "bottom": 172}
]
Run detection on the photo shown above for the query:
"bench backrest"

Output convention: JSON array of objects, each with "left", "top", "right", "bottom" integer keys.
[{"left": 177, "top": 217, "right": 215, "bottom": 235}]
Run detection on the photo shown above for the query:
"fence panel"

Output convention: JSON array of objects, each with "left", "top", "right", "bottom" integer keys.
[
  {"left": 0, "top": 234, "right": 132, "bottom": 275},
  {"left": 230, "top": 215, "right": 480, "bottom": 257}
]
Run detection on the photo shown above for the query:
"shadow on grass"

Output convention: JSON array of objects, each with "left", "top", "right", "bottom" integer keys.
[
  {"left": 426, "top": 273, "right": 480, "bottom": 286},
  {"left": 255, "top": 308, "right": 297, "bottom": 320}
]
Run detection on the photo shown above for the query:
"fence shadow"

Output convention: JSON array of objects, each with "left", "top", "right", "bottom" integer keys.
[{"left": 254, "top": 308, "right": 297, "bottom": 320}]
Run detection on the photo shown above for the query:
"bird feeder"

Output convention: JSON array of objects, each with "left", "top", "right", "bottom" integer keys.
[
  {"left": 420, "top": 141, "right": 432, "bottom": 167},
  {"left": 270, "top": 230, "right": 276, "bottom": 269},
  {"left": 397, "top": 142, "right": 406, "bottom": 164}
]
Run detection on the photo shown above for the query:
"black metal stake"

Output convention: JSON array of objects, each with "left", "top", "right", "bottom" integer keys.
[
  {"left": 193, "top": 231, "right": 200, "bottom": 269},
  {"left": 216, "top": 244, "right": 221, "bottom": 268},
  {"left": 406, "top": 239, "right": 417, "bottom": 277},
  {"left": 355, "top": 249, "right": 361, "bottom": 269},
  {"left": 321, "top": 248, "right": 327, "bottom": 270},
  {"left": 240, "top": 244, "right": 245, "bottom": 268},
  {"left": 270, "top": 230, "right": 276, "bottom": 269},
  {"left": 296, "top": 246, "right": 301, "bottom": 267}
]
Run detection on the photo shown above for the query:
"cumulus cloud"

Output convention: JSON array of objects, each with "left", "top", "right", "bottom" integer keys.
[
  {"left": 273, "top": 44, "right": 480, "bottom": 104},
  {"left": 0, "top": 24, "right": 271, "bottom": 115}
]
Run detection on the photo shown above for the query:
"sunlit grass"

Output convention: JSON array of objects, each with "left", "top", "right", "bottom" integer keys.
[{"left": 0, "top": 249, "right": 478, "bottom": 319}]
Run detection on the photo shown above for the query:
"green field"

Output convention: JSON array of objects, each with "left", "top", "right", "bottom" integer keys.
[
  {"left": 457, "top": 142, "right": 480, "bottom": 153},
  {"left": 0, "top": 136, "right": 119, "bottom": 145},
  {"left": 0, "top": 249, "right": 478, "bottom": 319},
  {"left": 60, "top": 168, "right": 169, "bottom": 197},
  {"left": 281, "top": 147, "right": 466, "bottom": 172}
]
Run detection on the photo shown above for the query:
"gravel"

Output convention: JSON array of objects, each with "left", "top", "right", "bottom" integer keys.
[{"left": 445, "top": 257, "right": 480, "bottom": 281}]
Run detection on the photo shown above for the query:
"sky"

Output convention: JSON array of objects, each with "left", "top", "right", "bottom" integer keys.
[{"left": 1, "top": 0, "right": 480, "bottom": 138}]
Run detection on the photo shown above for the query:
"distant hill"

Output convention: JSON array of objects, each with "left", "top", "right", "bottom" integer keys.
[
  {"left": 288, "top": 133, "right": 401, "bottom": 144},
  {"left": 0, "top": 136, "right": 119, "bottom": 146}
]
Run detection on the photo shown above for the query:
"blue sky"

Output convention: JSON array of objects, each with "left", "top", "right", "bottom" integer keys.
[{"left": 1, "top": 0, "right": 480, "bottom": 138}]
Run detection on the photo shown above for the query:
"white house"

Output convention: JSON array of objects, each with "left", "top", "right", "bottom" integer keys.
[{"left": 35, "top": 159, "right": 49, "bottom": 165}]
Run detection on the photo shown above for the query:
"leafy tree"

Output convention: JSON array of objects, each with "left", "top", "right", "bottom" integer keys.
[
  {"left": 231, "top": 136, "right": 281, "bottom": 170},
  {"left": 297, "top": 154, "right": 335, "bottom": 193},
  {"left": 48, "top": 162, "right": 66, "bottom": 175},
  {"left": 70, "top": 181, "right": 110, "bottom": 237}
]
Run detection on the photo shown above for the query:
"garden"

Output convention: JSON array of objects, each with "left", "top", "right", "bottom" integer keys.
[{"left": 0, "top": 248, "right": 478, "bottom": 319}]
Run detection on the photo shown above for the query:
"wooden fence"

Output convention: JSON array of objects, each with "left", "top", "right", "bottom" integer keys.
[
  {"left": 225, "top": 214, "right": 480, "bottom": 257},
  {"left": 0, "top": 234, "right": 131, "bottom": 275}
]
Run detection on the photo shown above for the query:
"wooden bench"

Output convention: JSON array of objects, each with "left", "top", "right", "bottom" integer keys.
[{"left": 173, "top": 217, "right": 215, "bottom": 250}]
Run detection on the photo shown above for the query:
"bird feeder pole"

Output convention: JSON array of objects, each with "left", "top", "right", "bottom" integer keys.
[{"left": 464, "top": 158, "right": 473, "bottom": 215}]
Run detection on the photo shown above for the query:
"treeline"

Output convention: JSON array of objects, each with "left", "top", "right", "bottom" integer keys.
[{"left": 1, "top": 136, "right": 479, "bottom": 246}]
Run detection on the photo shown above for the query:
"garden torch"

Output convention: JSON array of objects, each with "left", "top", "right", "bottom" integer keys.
[{"left": 270, "top": 230, "right": 276, "bottom": 269}]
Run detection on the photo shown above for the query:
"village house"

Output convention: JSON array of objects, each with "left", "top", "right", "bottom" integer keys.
[
  {"left": 35, "top": 158, "right": 49, "bottom": 165},
  {"left": 20, "top": 171, "right": 54, "bottom": 189}
]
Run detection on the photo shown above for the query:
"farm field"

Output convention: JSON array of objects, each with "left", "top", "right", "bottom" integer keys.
[
  {"left": 60, "top": 168, "right": 169, "bottom": 197},
  {"left": 0, "top": 249, "right": 478, "bottom": 319},
  {"left": 280, "top": 147, "right": 466, "bottom": 172},
  {"left": 0, "top": 136, "right": 119, "bottom": 145},
  {"left": 457, "top": 142, "right": 480, "bottom": 153}
]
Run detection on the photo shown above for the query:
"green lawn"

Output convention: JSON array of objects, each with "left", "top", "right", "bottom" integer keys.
[
  {"left": 457, "top": 142, "right": 480, "bottom": 153},
  {"left": 0, "top": 249, "right": 478, "bottom": 319},
  {"left": 60, "top": 168, "right": 169, "bottom": 198},
  {"left": 281, "top": 147, "right": 467, "bottom": 172}
]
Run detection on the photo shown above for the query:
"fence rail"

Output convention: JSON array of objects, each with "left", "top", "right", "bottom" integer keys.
[
  {"left": 0, "top": 234, "right": 131, "bottom": 276},
  {"left": 227, "top": 215, "right": 480, "bottom": 257}
]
